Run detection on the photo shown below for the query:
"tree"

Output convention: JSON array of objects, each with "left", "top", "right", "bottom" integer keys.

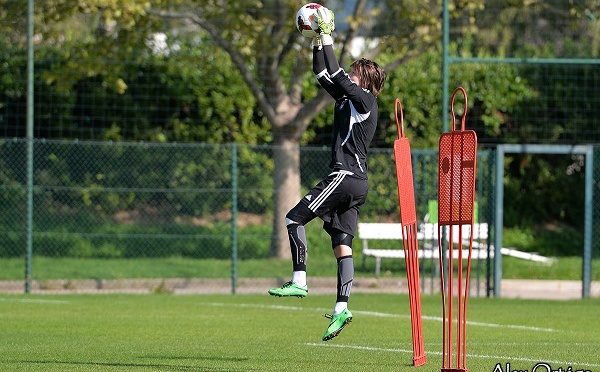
[
  {"left": 145, "top": 0, "right": 444, "bottom": 258},
  {"left": 5, "top": 0, "right": 597, "bottom": 258},
  {"left": 0, "top": 0, "right": 515, "bottom": 257}
]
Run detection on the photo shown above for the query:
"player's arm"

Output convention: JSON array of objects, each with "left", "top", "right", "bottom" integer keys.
[
  {"left": 315, "top": 7, "right": 375, "bottom": 113},
  {"left": 310, "top": 7, "right": 344, "bottom": 99},
  {"left": 325, "top": 51, "right": 375, "bottom": 114},
  {"left": 331, "top": 69, "right": 376, "bottom": 114},
  {"left": 313, "top": 46, "right": 344, "bottom": 100}
]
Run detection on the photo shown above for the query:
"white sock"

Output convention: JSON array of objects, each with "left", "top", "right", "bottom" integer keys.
[
  {"left": 333, "top": 301, "right": 347, "bottom": 315},
  {"left": 292, "top": 271, "right": 307, "bottom": 287}
]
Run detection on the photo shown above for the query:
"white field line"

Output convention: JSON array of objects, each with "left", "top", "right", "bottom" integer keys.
[
  {"left": 304, "top": 343, "right": 600, "bottom": 368},
  {"left": 202, "top": 302, "right": 558, "bottom": 332},
  {"left": 358, "top": 310, "right": 557, "bottom": 333}
]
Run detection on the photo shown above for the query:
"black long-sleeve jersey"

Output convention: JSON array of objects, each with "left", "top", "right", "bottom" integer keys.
[{"left": 313, "top": 46, "right": 378, "bottom": 180}]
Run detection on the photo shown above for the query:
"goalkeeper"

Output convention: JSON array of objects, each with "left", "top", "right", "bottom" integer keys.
[{"left": 269, "top": 6, "right": 387, "bottom": 342}]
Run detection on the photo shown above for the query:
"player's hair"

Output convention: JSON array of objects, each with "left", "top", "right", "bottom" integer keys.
[{"left": 350, "top": 58, "right": 387, "bottom": 97}]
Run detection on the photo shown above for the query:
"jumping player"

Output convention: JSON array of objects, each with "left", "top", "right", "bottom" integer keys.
[{"left": 269, "top": 6, "right": 386, "bottom": 342}]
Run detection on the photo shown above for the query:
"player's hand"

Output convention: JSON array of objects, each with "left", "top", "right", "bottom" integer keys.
[
  {"left": 312, "top": 33, "right": 333, "bottom": 48},
  {"left": 311, "top": 36, "right": 322, "bottom": 48},
  {"left": 316, "top": 7, "right": 335, "bottom": 35}
]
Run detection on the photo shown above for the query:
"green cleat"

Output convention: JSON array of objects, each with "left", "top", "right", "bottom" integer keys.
[
  {"left": 268, "top": 281, "right": 308, "bottom": 298},
  {"left": 322, "top": 308, "right": 352, "bottom": 341}
]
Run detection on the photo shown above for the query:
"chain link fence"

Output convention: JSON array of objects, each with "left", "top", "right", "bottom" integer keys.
[
  {"left": 1, "top": 1, "right": 599, "bottom": 297},
  {"left": 0, "top": 139, "right": 499, "bottom": 294}
]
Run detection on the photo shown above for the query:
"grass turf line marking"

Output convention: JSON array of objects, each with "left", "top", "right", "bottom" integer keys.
[
  {"left": 201, "top": 302, "right": 558, "bottom": 332},
  {"left": 357, "top": 310, "right": 557, "bottom": 333},
  {"left": 304, "top": 343, "right": 600, "bottom": 368}
]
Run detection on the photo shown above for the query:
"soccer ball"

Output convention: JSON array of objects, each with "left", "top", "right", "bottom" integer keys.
[{"left": 296, "top": 3, "right": 324, "bottom": 38}]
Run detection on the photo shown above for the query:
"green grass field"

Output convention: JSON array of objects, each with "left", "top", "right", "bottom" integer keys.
[
  {"left": 2, "top": 256, "right": 599, "bottom": 281},
  {"left": 0, "top": 293, "right": 598, "bottom": 372}
]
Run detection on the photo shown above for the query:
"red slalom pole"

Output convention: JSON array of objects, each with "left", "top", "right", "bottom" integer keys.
[
  {"left": 393, "top": 98, "right": 427, "bottom": 367},
  {"left": 437, "top": 87, "right": 477, "bottom": 372}
]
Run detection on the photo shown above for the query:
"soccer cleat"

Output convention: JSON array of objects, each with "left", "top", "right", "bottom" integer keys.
[
  {"left": 322, "top": 308, "right": 352, "bottom": 341},
  {"left": 268, "top": 281, "right": 308, "bottom": 298}
]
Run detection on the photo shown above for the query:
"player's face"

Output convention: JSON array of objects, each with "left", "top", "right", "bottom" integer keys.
[{"left": 349, "top": 69, "right": 361, "bottom": 86}]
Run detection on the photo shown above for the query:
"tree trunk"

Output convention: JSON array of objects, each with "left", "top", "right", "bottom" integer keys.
[{"left": 269, "top": 133, "right": 301, "bottom": 259}]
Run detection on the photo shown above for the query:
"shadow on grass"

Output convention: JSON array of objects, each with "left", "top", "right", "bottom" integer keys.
[{"left": 15, "top": 356, "right": 255, "bottom": 371}]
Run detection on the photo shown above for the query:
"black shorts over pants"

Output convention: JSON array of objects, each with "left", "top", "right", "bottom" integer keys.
[{"left": 287, "top": 170, "right": 368, "bottom": 237}]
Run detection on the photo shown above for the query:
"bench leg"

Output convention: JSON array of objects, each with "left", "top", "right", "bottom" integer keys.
[{"left": 375, "top": 257, "right": 381, "bottom": 276}]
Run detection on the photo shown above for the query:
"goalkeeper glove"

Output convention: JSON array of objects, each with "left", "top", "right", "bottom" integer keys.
[
  {"left": 311, "top": 7, "right": 334, "bottom": 48},
  {"left": 316, "top": 7, "right": 335, "bottom": 35}
]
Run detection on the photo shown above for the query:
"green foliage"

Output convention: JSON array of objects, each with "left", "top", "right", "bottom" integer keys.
[
  {"left": 376, "top": 48, "right": 538, "bottom": 148},
  {"left": 1, "top": 1, "right": 599, "bottom": 262},
  {"left": 360, "top": 150, "right": 401, "bottom": 217},
  {"left": 503, "top": 154, "right": 586, "bottom": 232},
  {"left": 0, "top": 1, "right": 272, "bottom": 143},
  {"left": 236, "top": 145, "right": 274, "bottom": 213},
  {"left": 167, "top": 36, "right": 271, "bottom": 144},
  {"left": 0, "top": 141, "right": 278, "bottom": 259},
  {"left": 503, "top": 223, "right": 584, "bottom": 257},
  {"left": 377, "top": 51, "right": 444, "bottom": 149}
]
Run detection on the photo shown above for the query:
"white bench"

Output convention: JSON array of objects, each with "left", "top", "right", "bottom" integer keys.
[
  {"left": 358, "top": 222, "right": 490, "bottom": 275},
  {"left": 358, "top": 223, "right": 403, "bottom": 276}
]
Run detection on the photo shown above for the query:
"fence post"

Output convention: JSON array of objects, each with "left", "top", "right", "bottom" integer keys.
[
  {"left": 24, "top": 0, "right": 35, "bottom": 294},
  {"left": 582, "top": 145, "right": 594, "bottom": 298},
  {"left": 231, "top": 143, "right": 239, "bottom": 294}
]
